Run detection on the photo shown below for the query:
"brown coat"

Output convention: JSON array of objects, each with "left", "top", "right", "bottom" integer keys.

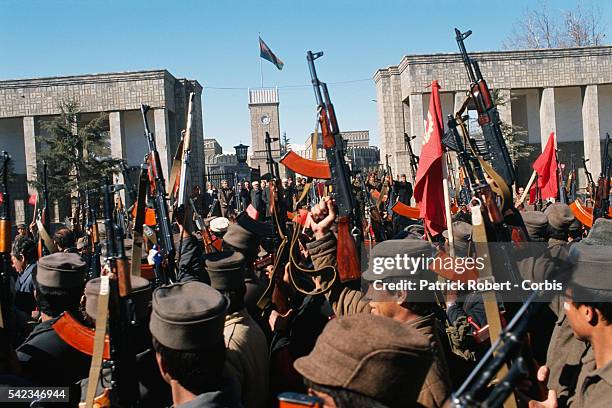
[
  {"left": 569, "top": 351, "right": 612, "bottom": 408},
  {"left": 546, "top": 303, "right": 590, "bottom": 406},
  {"left": 308, "top": 232, "right": 450, "bottom": 407}
]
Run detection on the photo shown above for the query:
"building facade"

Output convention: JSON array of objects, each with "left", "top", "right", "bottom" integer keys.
[
  {"left": 0, "top": 69, "right": 204, "bottom": 222},
  {"left": 375, "top": 46, "right": 612, "bottom": 188},
  {"left": 248, "top": 88, "right": 283, "bottom": 176}
]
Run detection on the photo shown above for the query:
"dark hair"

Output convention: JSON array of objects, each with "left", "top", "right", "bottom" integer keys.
[
  {"left": 569, "top": 283, "right": 612, "bottom": 322},
  {"left": 304, "top": 379, "right": 390, "bottom": 408},
  {"left": 53, "top": 227, "right": 76, "bottom": 250},
  {"left": 11, "top": 236, "right": 37, "bottom": 263},
  {"left": 32, "top": 269, "right": 83, "bottom": 317},
  {"left": 220, "top": 286, "right": 246, "bottom": 314},
  {"left": 151, "top": 336, "right": 226, "bottom": 395}
]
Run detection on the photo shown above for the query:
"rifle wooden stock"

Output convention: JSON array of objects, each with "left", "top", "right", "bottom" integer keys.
[
  {"left": 51, "top": 312, "right": 111, "bottom": 359},
  {"left": 116, "top": 259, "right": 131, "bottom": 297},
  {"left": 280, "top": 151, "right": 331, "bottom": 179},
  {"left": 0, "top": 220, "right": 9, "bottom": 253},
  {"left": 336, "top": 217, "right": 360, "bottom": 282}
]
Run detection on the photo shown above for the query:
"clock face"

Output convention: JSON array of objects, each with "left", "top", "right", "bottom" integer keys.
[{"left": 261, "top": 115, "right": 271, "bottom": 125}]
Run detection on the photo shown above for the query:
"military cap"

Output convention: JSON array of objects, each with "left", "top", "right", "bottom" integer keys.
[
  {"left": 205, "top": 250, "right": 246, "bottom": 291},
  {"left": 149, "top": 281, "right": 228, "bottom": 351},
  {"left": 362, "top": 239, "right": 436, "bottom": 281},
  {"left": 582, "top": 218, "right": 612, "bottom": 246},
  {"left": 442, "top": 221, "right": 473, "bottom": 254},
  {"left": 37, "top": 252, "right": 86, "bottom": 289},
  {"left": 404, "top": 224, "right": 425, "bottom": 239},
  {"left": 209, "top": 217, "right": 230, "bottom": 234},
  {"left": 568, "top": 242, "right": 612, "bottom": 293},
  {"left": 544, "top": 203, "right": 575, "bottom": 234},
  {"left": 522, "top": 210, "right": 549, "bottom": 242},
  {"left": 85, "top": 276, "right": 151, "bottom": 321},
  {"left": 223, "top": 212, "right": 273, "bottom": 256},
  {"left": 294, "top": 314, "right": 433, "bottom": 407}
]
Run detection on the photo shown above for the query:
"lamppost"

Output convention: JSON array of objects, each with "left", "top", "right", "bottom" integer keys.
[{"left": 234, "top": 143, "right": 250, "bottom": 182}]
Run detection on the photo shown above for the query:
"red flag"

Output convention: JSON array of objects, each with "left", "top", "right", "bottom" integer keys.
[
  {"left": 413, "top": 80, "right": 446, "bottom": 236},
  {"left": 0, "top": 193, "right": 3, "bottom": 204},
  {"left": 28, "top": 193, "right": 37, "bottom": 206},
  {"left": 532, "top": 132, "right": 558, "bottom": 201}
]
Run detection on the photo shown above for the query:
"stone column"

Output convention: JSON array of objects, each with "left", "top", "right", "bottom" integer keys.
[
  {"left": 109, "top": 111, "right": 127, "bottom": 201},
  {"left": 454, "top": 91, "right": 466, "bottom": 116},
  {"left": 582, "top": 85, "right": 601, "bottom": 179},
  {"left": 409, "top": 94, "right": 425, "bottom": 156},
  {"left": 153, "top": 108, "right": 171, "bottom": 190},
  {"left": 497, "top": 89, "right": 512, "bottom": 126},
  {"left": 22, "top": 116, "right": 37, "bottom": 195},
  {"left": 539, "top": 88, "right": 556, "bottom": 150}
]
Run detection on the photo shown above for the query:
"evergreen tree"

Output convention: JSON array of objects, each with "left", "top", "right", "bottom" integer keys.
[{"left": 31, "top": 100, "right": 122, "bottom": 201}]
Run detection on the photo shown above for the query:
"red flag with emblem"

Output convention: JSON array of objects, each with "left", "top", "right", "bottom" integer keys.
[
  {"left": 532, "top": 132, "right": 558, "bottom": 201},
  {"left": 413, "top": 80, "right": 446, "bottom": 236}
]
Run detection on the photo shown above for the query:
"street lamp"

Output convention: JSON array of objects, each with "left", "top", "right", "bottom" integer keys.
[{"left": 234, "top": 143, "right": 249, "bottom": 164}]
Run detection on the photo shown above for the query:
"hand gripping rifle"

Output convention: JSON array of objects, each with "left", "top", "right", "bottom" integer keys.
[
  {"left": 455, "top": 28, "right": 516, "bottom": 189},
  {"left": 98, "top": 180, "right": 140, "bottom": 407},
  {"left": 557, "top": 150, "right": 568, "bottom": 204},
  {"left": 593, "top": 133, "right": 611, "bottom": 221},
  {"left": 450, "top": 290, "right": 545, "bottom": 407},
  {"left": 583, "top": 157, "right": 596, "bottom": 202},
  {"left": 0, "top": 152, "right": 12, "bottom": 330},
  {"left": 141, "top": 104, "right": 173, "bottom": 284},
  {"left": 307, "top": 50, "right": 360, "bottom": 282}
]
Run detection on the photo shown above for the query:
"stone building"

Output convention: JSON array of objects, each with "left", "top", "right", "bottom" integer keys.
[
  {"left": 375, "top": 46, "right": 612, "bottom": 188},
  {"left": 0, "top": 69, "right": 204, "bottom": 222},
  {"left": 248, "top": 88, "right": 284, "bottom": 176}
]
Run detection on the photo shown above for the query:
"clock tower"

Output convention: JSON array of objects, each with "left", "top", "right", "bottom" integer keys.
[{"left": 248, "top": 88, "right": 284, "bottom": 177}]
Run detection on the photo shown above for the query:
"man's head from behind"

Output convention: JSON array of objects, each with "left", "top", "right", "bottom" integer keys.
[
  {"left": 294, "top": 314, "right": 432, "bottom": 408},
  {"left": 150, "top": 281, "right": 228, "bottom": 396},
  {"left": 53, "top": 227, "right": 76, "bottom": 251}
]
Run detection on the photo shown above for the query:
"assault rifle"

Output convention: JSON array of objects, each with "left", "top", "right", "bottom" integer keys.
[
  {"left": 141, "top": 104, "right": 174, "bottom": 284},
  {"left": 567, "top": 154, "right": 577, "bottom": 202},
  {"left": 455, "top": 28, "right": 516, "bottom": 188},
  {"left": 0, "top": 152, "right": 12, "bottom": 330},
  {"left": 119, "top": 161, "right": 137, "bottom": 212},
  {"left": 583, "top": 157, "right": 596, "bottom": 202},
  {"left": 101, "top": 180, "right": 140, "bottom": 407},
  {"left": 593, "top": 133, "right": 611, "bottom": 221},
  {"left": 557, "top": 150, "right": 568, "bottom": 204},
  {"left": 307, "top": 50, "right": 360, "bottom": 282},
  {"left": 404, "top": 133, "right": 419, "bottom": 184},
  {"left": 84, "top": 189, "right": 101, "bottom": 280},
  {"left": 37, "top": 160, "right": 56, "bottom": 257},
  {"left": 451, "top": 291, "right": 545, "bottom": 407}
]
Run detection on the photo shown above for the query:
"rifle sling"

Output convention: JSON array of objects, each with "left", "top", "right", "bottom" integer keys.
[
  {"left": 85, "top": 275, "right": 110, "bottom": 408},
  {"left": 36, "top": 220, "right": 57, "bottom": 254},
  {"left": 470, "top": 202, "right": 516, "bottom": 408}
]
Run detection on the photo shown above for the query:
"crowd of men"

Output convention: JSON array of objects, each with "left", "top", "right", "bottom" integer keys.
[{"left": 1, "top": 167, "right": 611, "bottom": 408}]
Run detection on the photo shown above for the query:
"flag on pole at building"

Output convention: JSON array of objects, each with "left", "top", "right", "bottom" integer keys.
[
  {"left": 259, "top": 37, "right": 284, "bottom": 70},
  {"left": 532, "top": 132, "right": 558, "bottom": 200},
  {"left": 413, "top": 80, "right": 446, "bottom": 236}
]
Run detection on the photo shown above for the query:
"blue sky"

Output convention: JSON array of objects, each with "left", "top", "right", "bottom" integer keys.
[{"left": 0, "top": 0, "right": 609, "bottom": 152}]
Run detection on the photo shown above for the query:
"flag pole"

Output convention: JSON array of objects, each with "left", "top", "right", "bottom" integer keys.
[
  {"left": 258, "top": 33, "right": 263, "bottom": 88},
  {"left": 442, "top": 151, "right": 455, "bottom": 257}
]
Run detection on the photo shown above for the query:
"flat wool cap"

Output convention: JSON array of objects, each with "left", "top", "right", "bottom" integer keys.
[
  {"left": 522, "top": 211, "right": 549, "bottom": 242},
  {"left": 223, "top": 212, "right": 272, "bottom": 256},
  {"left": 85, "top": 276, "right": 151, "bottom": 321},
  {"left": 544, "top": 203, "right": 575, "bottom": 232},
  {"left": 37, "top": 252, "right": 86, "bottom": 288},
  {"left": 150, "top": 281, "right": 228, "bottom": 351},
  {"left": 569, "top": 242, "right": 612, "bottom": 292},
  {"left": 442, "top": 221, "right": 472, "bottom": 253},
  {"left": 205, "top": 250, "right": 246, "bottom": 291},
  {"left": 362, "top": 239, "right": 435, "bottom": 281},
  {"left": 294, "top": 314, "right": 432, "bottom": 407},
  {"left": 582, "top": 218, "right": 612, "bottom": 246},
  {"left": 209, "top": 217, "right": 230, "bottom": 233}
]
